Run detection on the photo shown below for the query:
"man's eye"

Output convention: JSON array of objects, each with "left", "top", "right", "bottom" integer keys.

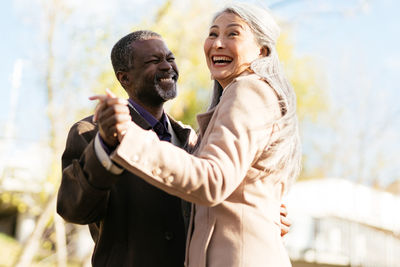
[{"left": 167, "top": 58, "right": 175, "bottom": 62}]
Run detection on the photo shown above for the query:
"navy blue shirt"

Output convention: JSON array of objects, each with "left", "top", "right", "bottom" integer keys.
[{"left": 128, "top": 99, "right": 172, "bottom": 142}]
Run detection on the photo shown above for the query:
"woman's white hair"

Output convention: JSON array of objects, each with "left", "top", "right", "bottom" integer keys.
[{"left": 208, "top": 2, "right": 302, "bottom": 190}]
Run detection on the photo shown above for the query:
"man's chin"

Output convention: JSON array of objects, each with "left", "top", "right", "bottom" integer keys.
[{"left": 156, "top": 84, "right": 177, "bottom": 101}]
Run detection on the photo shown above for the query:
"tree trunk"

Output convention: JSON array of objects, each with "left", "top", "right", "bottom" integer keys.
[{"left": 14, "top": 194, "right": 56, "bottom": 267}]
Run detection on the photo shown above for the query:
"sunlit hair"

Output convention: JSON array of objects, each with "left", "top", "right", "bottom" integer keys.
[
  {"left": 111, "top": 30, "right": 161, "bottom": 74},
  {"left": 208, "top": 2, "right": 301, "bottom": 191}
]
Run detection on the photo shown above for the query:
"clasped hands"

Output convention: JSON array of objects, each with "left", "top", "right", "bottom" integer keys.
[{"left": 90, "top": 89, "right": 133, "bottom": 148}]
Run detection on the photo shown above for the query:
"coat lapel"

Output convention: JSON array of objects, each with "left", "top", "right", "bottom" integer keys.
[{"left": 196, "top": 107, "right": 216, "bottom": 137}]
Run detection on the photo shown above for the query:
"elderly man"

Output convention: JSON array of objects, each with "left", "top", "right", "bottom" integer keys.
[{"left": 57, "top": 30, "right": 290, "bottom": 267}]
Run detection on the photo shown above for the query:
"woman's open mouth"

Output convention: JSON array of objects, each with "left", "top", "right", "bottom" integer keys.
[{"left": 212, "top": 55, "right": 233, "bottom": 66}]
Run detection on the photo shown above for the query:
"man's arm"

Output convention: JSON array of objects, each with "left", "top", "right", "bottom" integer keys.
[{"left": 57, "top": 118, "right": 120, "bottom": 224}]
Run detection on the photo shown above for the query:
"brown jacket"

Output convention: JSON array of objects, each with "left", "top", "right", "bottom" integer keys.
[
  {"left": 112, "top": 74, "right": 292, "bottom": 267},
  {"left": 57, "top": 107, "right": 193, "bottom": 267}
]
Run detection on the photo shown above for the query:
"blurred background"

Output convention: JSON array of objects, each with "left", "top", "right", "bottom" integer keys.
[{"left": 0, "top": 0, "right": 399, "bottom": 266}]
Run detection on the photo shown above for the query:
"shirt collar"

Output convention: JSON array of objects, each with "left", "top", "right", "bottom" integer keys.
[
  {"left": 128, "top": 99, "right": 171, "bottom": 141},
  {"left": 128, "top": 99, "right": 165, "bottom": 127}
]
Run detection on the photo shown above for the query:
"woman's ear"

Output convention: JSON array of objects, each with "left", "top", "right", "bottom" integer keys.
[{"left": 259, "top": 46, "right": 270, "bottom": 57}]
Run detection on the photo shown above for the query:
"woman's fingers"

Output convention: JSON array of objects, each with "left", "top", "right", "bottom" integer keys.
[
  {"left": 280, "top": 203, "right": 288, "bottom": 217},
  {"left": 280, "top": 218, "right": 290, "bottom": 237},
  {"left": 279, "top": 203, "right": 291, "bottom": 237}
]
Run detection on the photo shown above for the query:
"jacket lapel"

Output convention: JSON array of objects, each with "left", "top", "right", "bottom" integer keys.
[
  {"left": 168, "top": 115, "right": 193, "bottom": 150},
  {"left": 129, "top": 105, "right": 153, "bottom": 130}
]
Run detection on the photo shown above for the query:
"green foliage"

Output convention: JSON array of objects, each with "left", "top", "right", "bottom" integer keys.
[
  {"left": 91, "top": 0, "right": 327, "bottom": 182},
  {"left": 92, "top": 0, "right": 327, "bottom": 130},
  {"left": 136, "top": 0, "right": 215, "bottom": 128},
  {"left": 277, "top": 32, "right": 327, "bottom": 121},
  {"left": 0, "top": 233, "right": 20, "bottom": 267}
]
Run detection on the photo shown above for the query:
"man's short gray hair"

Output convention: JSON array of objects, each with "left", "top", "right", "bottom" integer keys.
[{"left": 111, "top": 30, "right": 161, "bottom": 74}]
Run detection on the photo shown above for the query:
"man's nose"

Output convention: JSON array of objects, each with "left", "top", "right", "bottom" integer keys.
[{"left": 159, "top": 59, "right": 172, "bottom": 70}]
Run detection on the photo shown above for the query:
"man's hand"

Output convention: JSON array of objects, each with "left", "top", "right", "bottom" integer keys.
[
  {"left": 89, "top": 89, "right": 132, "bottom": 148},
  {"left": 280, "top": 204, "right": 291, "bottom": 237}
]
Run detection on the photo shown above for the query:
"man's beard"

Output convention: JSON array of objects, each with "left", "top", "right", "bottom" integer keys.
[
  {"left": 155, "top": 83, "right": 177, "bottom": 101},
  {"left": 154, "top": 76, "right": 177, "bottom": 101}
]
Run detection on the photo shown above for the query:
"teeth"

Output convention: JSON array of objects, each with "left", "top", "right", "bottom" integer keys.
[
  {"left": 212, "top": 56, "right": 232, "bottom": 62},
  {"left": 160, "top": 78, "right": 173, "bottom": 82}
]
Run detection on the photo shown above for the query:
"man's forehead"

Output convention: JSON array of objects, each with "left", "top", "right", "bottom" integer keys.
[{"left": 132, "top": 38, "right": 171, "bottom": 55}]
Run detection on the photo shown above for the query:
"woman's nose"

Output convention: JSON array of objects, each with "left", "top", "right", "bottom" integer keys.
[{"left": 213, "top": 37, "right": 225, "bottom": 49}]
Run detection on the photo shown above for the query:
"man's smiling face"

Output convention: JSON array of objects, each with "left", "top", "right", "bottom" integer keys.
[{"left": 128, "top": 38, "right": 179, "bottom": 105}]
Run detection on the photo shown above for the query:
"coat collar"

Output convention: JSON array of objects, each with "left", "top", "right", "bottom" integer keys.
[{"left": 196, "top": 106, "right": 216, "bottom": 137}]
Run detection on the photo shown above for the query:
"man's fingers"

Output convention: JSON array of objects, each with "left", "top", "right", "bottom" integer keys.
[
  {"left": 89, "top": 88, "right": 117, "bottom": 101},
  {"left": 100, "top": 113, "right": 132, "bottom": 131},
  {"left": 105, "top": 97, "right": 128, "bottom": 106},
  {"left": 92, "top": 98, "right": 129, "bottom": 123},
  {"left": 90, "top": 94, "right": 111, "bottom": 122},
  {"left": 93, "top": 101, "right": 108, "bottom": 122},
  {"left": 89, "top": 94, "right": 110, "bottom": 102},
  {"left": 105, "top": 88, "right": 117, "bottom": 98},
  {"left": 97, "top": 105, "right": 130, "bottom": 124},
  {"left": 116, "top": 121, "right": 133, "bottom": 141},
  {"left": 89, "top": 95, "right": 128, "bottom": 106},
  {"left": 106, "top": 120, "right": 131, "bottom": 141}
]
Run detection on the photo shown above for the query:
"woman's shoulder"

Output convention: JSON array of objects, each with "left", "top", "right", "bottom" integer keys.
[
  {"left": 223, "top": 73, "right": 278, "bottom": 104},
  {"left": 233, "top": 73, "right": 268, "bottom": 86}
]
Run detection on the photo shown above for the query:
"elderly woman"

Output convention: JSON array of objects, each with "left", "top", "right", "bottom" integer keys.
[{"left": 98, "top": 2, "right": 300, "bottom": 266}]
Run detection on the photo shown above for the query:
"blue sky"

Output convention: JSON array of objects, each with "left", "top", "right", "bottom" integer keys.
[{"left": 1, "top": 0, "right": 399, "bottom": 184}]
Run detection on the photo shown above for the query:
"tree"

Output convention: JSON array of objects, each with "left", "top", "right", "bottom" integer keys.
[
  {"left": 9, "top": 0, "right": 112, "bottom": 265},
  {"left": 93, "top": 0, "right": 326, "bottom": 130}
]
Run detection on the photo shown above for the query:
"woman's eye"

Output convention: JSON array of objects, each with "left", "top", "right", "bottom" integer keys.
[
  {"left": 229, "top": 32, "right": 239, "bottom": 37},
  {"left": 208, "top": 32, "right": 218, "bottom": 37}
]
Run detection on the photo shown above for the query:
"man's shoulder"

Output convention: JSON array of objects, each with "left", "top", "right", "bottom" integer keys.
[{"left": 67, "top": 115, "right": 97, "bottom": 142}]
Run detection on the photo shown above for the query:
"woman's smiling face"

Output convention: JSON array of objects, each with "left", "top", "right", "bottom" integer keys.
[{"left": 204, "top": 12, "right": 262, "bottom": 88}]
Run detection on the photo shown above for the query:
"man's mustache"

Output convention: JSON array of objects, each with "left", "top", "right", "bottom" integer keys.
[{"left": 155, "top": 71, "right": 178, "bottom": 81}]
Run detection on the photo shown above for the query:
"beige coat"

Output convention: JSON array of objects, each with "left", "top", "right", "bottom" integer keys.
[{"left": 111, "top": 73, "right": 292, "bottom": 267}]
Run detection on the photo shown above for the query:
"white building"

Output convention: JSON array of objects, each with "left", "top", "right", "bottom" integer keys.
[{"left": 285, "top": 178, "right": 400, "bottom": 267}]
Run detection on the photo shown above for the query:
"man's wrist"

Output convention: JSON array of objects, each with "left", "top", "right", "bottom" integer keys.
[
  {"left": 94, "top": 133, "right": 124, "bottom": 175},
  {"left": 98, "top": 134, "right": 117, "bottom": 155}
]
